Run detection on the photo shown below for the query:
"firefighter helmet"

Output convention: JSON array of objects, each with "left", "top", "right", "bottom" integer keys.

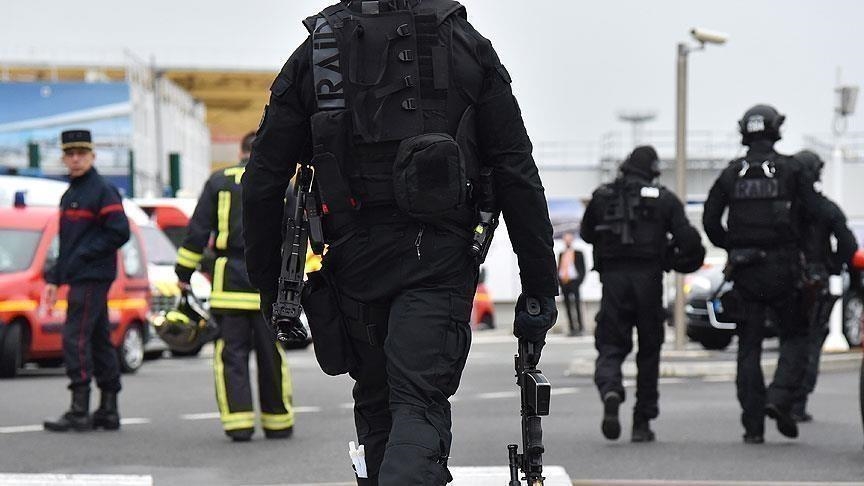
[{"left": 152, "top": 290, "right": 218, "bottom": 352}]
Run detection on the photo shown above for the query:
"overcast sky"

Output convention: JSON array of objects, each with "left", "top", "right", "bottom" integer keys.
[{"left": 2, "top": 0, "right": 863, "bottom": 154}]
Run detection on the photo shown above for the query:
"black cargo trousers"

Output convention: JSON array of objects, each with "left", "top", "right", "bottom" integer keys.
[
  {"left": 733, "top": 254, "right": 808, "bottom": 435},
  {"left": 594, "top": 263, "right": 665, "bottom": 422},
  {"left": 322, "top": 220, "right": 476, "bottom": 486},
  {"left": 63, "top": 281, "right": 121, "bottom": 392}
]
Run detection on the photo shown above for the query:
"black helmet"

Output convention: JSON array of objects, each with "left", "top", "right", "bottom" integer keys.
[
  {"left": 152, "top": 290, "right": 218, "bottom": 353},
  {"left": 738, "top": 104, "right": 785, "bottom": 144},
  {"left": 794, "top": 150, "right": 825, "bottom": 181},
  {"left": 620, "top": 145, "right": 661, "bottom": 180}
]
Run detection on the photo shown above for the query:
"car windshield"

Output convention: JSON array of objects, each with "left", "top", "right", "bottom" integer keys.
[
  {"left": 138, "top": 225, "right": 178, "bottom": 266},
  {"left": 0, "top": 229, "right": 42, "bottom": 273}
]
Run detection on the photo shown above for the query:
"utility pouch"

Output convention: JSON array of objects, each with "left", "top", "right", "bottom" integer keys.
[
  {"left": 311, "top": 110, "right": 358, "bottom": 215},
  {"left": 728, "top": 248, "right": 767, "bottom": 268},
  {"left": 302, "top": 269, "right": 355, "bottom": 376},
  {"left": 393, "top": 133, "right": 467, "bottom": 221}
]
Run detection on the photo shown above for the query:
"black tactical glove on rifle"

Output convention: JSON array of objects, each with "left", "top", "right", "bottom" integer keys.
[{"left": 513, "top": 294, "right": 557, "bottom": 356}]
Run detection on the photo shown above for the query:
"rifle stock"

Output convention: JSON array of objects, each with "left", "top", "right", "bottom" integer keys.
[{"left": 272, "top": 165, "right": 314, "bottom": 344}]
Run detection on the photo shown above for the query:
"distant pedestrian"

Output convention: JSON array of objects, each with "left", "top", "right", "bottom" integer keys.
[
  {"left": 558, "top": 232, "right": 586, "bottom": 335},
  {"left": 44, "top": 129, "right": 130, "bottom": 432}
]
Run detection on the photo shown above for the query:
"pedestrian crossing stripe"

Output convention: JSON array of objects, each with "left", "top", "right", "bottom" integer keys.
[{"left": 0, "top": 474, "right": 152, "bottom": 485}]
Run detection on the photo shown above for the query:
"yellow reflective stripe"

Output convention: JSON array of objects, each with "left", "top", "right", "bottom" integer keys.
[
  {"left": 223, "top": 415, "right": 256, "bottom": 431},
  {"left": 261, "top": 413, "right": 293, "bottom": 430},
  {"left": 0, "top": 300, "right": 38, "bottom": 312},
  {"left": 224, "top": 167, "right": 245, "bottom": 184},
  {"left": 107, "top": 299, "right": 148, "bottom": 310},
  {"left": 209, "top": 297, "right": 260, "bottom": 311},
  {"left": 277, "top": 342, "right": 295, "bottom": 428},
  {"left": 176, "top": 255, "right": 198, "bottom": 269},
  {"left": 216, "top": 191, "right": 231, "bottom": 250},
  {"left": 154, "top": 280, "right": 181, "bottom": 297},
  {"left": 213, "top": 339, "right": 255, "bottom": 430},
  {"left": 213, "top": 257, "right": 227, "bottom": 293},
  {"left": 178, "top": 247, "right": 203, "bottom": 263}
]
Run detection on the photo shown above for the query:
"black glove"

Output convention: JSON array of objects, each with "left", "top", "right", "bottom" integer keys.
[{"left": 513, "top": 294, "right": 557, "bottom": 344}]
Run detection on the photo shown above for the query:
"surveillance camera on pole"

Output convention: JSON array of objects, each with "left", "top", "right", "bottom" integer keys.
[
  {"left": 689, "top": 28, "right": 729, "bottom": 46},
  {"left": 673, "top": 27, "right": 728, "bottom": 350}
]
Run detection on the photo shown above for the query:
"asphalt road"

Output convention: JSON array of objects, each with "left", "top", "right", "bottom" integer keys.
[{"left": 1, "top": 332, "right": 862, "bottom": 485}]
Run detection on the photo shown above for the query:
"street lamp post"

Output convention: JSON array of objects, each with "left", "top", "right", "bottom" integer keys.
[
  {"left": 824, "top": 77, "right": 858, "bottom": 352},
  {"left": 673, "top": 28, "right": 728, "bottom": 351}
]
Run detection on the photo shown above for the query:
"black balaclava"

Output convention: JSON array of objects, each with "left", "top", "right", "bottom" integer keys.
[{"left": 620, "top": 145, "right": 661, "bottom": 181}]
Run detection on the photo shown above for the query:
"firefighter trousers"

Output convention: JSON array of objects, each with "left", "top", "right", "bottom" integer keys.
[{"left": 213, "top": 311, "right": 294, "bottom": 434}]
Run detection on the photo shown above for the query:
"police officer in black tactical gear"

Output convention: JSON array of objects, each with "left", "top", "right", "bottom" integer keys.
[
  {"left": 581, "top": 145, "right": 705, "bottom": 443},
  {"left": 43, "top": 129, "right": 130, "bottom": 433},
  {"left": 790, "top": 150, "right": 858, "bottom": 423},
  {"left": 703, "top": 104, "right": 823, "bottom": 444},
  {"left": 241, "top": 1, "right": 557, "bottom": 484}
]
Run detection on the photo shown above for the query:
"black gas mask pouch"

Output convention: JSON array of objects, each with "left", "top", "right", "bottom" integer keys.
[
  {"left": 393, "top": 133, "right": 467, "bottom": 221},
  {"left": 302, "top": 269, "right": 355, "bottom": 376}
]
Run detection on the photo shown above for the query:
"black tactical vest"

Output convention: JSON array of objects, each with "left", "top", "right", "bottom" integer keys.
[
  {"left": 594, "top": 179, "right": 668, "bottom": 261},
  {"left": 726, "top": 155, "right": 798, "bottom": 248},
  {"left": 302, "top": 0, "right": 476, "bottom": 236}
]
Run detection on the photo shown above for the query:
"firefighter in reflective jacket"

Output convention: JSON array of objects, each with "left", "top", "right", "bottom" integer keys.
[{"left": 175, "top": 132, "right": 295, "bottom": 442}]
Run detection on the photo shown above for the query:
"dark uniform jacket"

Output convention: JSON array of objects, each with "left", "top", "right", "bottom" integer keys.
[
  {"left": 803, "top": 195, "right": 858, "bottom": 273},
  {"left": 581, "top": 174, "right": 700, "bottom": 271},
  {"left": 46, "top": 167, "right": 130, "bottom": 285},
  {"left": 242, "top": 1, "right": 557, "bottom": 300},
  {"left": 176, "top": 162, "right": 260, "bottom": 312}
]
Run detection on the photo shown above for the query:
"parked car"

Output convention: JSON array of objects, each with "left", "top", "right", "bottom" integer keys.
[
  {"left": 684, "top": 253, "right": 864, "bottom": 351},
  {"left": 133, "top": 197, "right": 197, "bottom": 248},
  {"left": 0, "top": 203, "right": 151, "bottom": 377}
]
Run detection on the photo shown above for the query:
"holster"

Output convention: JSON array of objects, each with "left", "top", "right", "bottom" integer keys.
[{"left": 302, "top": 269, "right": 356, "bottom": 376}]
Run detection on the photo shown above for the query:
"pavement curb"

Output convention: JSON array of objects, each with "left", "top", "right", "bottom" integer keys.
[{"left": 566, "top": 350, "right": 862, "bottom": 378}]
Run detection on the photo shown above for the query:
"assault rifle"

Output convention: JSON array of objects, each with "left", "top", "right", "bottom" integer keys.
[
  {"left": 272, "top": 164, "right": 323, "bottom": 344},
  {"left": 508, "top": 298, "right": 551, "bottom": 486},
  {"left": 595, "top": 185, "right": 638, "bottom": 245}
]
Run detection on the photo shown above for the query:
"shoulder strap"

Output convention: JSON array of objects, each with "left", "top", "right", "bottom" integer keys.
[{"left": 308, "top": 6, "right": 349, "bottom": 111}]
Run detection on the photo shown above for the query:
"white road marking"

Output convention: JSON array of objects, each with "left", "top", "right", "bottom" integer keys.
[
  {"left": 549, "top": 386, "right": 581, "bottom": 396},
  {"left": 476, "top": 391, "right": 519, "bottom": 400},
  {"left": 0, "top": 474, "right": 152, "bottom": 485},
  {"left": 0, "top": 418, "right": 149, "bottom": 434},
  {"left": 181, "top": 407, "right": 322, "bottom": 421},
  {"left": 0, "top": 425, "right": 43, "bottom": 434}
]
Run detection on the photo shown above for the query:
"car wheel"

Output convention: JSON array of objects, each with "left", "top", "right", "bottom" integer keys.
[
  {"left": 119, "top": 324, "right": 144, "bottom": 373},
  {"left": 697, "top": 333, "right": 733, "bottom": 351},
  {"left": 0, "top": 323, "right": 23, "bottom": 378},
  {"left": 843, "top": 294, "right": 863, "bottom": 348},
  {"left": 170, "top": 345, "right": 203, "bottom": 358},
  {"left": 479, "top": 314, "right": 495, "bottom": 330}
]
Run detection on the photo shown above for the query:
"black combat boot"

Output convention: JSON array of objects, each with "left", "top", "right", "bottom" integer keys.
[
  {"left": 601, "top": 391, "right": 622, "bottom": 440},
  {"left": 92, "top": 391, "right": 120, "bottom": 430},
  {"left": 264, "top": 426, "right": 293, "bottom": 439},
  {"left": 631, "top": 419, "right": 656, "bottom": 443},
  {"left": 44, "top": 388, "right": 92, "bottom": 432},
  {"left": 765, "top": 403, "right": 799, "bottom": 438},
  {"left": 226, "top": 428, "right": 254, "bottom": 442}
]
